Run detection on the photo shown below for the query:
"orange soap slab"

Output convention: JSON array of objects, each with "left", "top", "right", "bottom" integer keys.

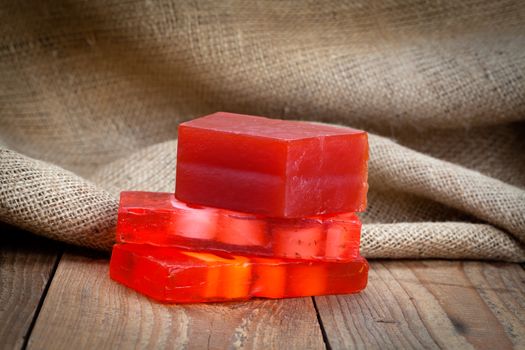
[
  {"left": 110, "top": 244, "right": 368, "bottom": 303},
  {"left": 176, "top": 112, "right": 368, "bottom": 218},
  {"left": 117, "top": 191, "right": 362, "bottom": 261}
]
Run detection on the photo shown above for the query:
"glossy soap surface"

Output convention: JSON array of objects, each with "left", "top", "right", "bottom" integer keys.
[
  {"left": 176, "top": 112, "right": 368, "bottom": 218},
  {"left": 110, "top": 244, "right": 369, "bottom": 303},
  {"left": 118, "top": 191, "right": 361, "bottom": 261}
]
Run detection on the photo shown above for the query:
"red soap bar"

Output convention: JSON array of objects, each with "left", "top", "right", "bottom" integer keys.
[
  {"left": 176, "top": 112, "right": 368, "bottom": 218},
  {"left": 117, "top": 191, "right": 361, "bottom": 261},
  {"left": 109, "top": 244, "right": 368, "bottom": 303}
]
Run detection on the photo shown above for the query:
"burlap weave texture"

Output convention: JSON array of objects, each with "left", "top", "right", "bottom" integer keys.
[{"left": 1, "top": 1, "right": 524, "bottom": 261}]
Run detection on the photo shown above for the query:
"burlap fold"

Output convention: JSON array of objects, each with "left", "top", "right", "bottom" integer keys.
[{"left": 1, "top": 1, "right": 524, "bottom": 261}]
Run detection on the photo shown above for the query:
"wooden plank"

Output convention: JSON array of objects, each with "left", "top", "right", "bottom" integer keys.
[
  {"left": 315, "top": 260, "right": 525, "bottom": 349},
  {"left": 27, "top": 248, "right": 325, "bottom": 350},
  {"left": 0, "top": 225, "right": 61, "bottom": 350},
  {"left": 461, "top": 262, "right": 525, "bottom": 347}
]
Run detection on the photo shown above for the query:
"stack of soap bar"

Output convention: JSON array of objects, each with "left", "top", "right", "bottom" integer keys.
[
  {"left": 176, "top": 112, "right": 368, "bottom": 218},
  {"left": 117, "top": 191, "right": 361, "bottom": 261},
  {"left": 109, "top": 112, "right": 369, "bottom": 303},
  {"left": 110, "top": 244, "right": 369, "bottom": 303}
]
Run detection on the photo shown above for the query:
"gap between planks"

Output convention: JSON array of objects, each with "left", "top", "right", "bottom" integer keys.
[
  {"left": 21, "top": 250, "right": 63, "bottom": 350},
  {"left": 0, "top": 225, "right": 63, "bottom": 350},
  {"left": 312, "top": 296, "right": 332, "bottom": 350}
]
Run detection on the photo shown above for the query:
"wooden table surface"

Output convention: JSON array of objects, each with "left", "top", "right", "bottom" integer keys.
[{"left": 2, "top": 227, "right": 524, "bottom": 350}]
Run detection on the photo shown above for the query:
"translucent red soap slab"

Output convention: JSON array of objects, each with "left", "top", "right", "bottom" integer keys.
[
  {"left": 117, "top": 191, "right": 361, "bottom": 261},
  {"left": 110, "top": 244, "right": 368, "bottom": 303},
  {"left": 176, "top": 112, "right": 368, "bottom": 218}
]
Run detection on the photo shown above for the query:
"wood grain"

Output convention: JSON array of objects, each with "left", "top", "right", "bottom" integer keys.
[
  {"left": 314, "top": 260, "right": 525, "bottom": 350},
  {"left": 16, "top": 247, "right": 525, "bottom": 350},
  {"left": 0, "top": 227, "right": 61, "bottom": 350},
  {"left": 26, "top": 248, "right": 325, "bottom": 350}
]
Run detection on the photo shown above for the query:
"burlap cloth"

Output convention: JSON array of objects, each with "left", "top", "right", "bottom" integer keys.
[{"left": 1, "top": 1, "right": 524, "bottom": 261}]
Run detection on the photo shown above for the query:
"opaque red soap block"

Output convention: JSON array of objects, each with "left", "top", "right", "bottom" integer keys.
[
  {"left": 176, "top": 112, "right": 368, "bottom": 218},
  {"left": 117, "top": 191, "right": 361, "bottom": 261},
  {"left": 109, "top": 244, "right": 368, "bottom": 303}
]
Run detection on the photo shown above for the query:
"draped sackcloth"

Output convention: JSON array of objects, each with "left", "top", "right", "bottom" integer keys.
[{"left": 1, "top": 1, "right": 524, "bottom": 261}]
